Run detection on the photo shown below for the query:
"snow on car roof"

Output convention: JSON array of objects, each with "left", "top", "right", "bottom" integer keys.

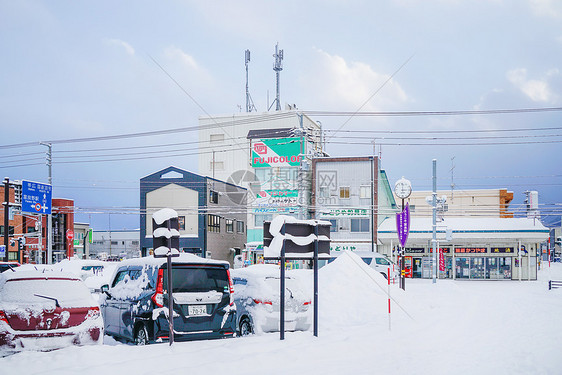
[{"left": 116, "top": 253, "right": 230, "bottom": 268}]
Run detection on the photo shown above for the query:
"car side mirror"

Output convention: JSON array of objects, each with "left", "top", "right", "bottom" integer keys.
[{"left": 101, "top": 284, "right": 111, "bottom": 298}]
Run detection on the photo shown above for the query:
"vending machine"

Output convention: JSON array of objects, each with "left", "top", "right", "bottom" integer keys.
[{"left": 404, "top": 256, "right": 413, "bottom": 278}]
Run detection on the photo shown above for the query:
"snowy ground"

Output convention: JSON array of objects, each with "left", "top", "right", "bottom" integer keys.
[{"left": 2, "top": 252, "right": 562, "bottom": 375}]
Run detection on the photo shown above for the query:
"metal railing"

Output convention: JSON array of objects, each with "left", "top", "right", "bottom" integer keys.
[{"left": 548, "top": 280, "right": 562, "bottom": 290}]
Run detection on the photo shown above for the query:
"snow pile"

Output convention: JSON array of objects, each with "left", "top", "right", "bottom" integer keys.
[{"left": 318, "top": 250, "right": 403, "bottom": 330}]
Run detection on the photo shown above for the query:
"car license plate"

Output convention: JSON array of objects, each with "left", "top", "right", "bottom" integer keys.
[{"left": 188, "top": 305, "right": 207, "bottom": 316}]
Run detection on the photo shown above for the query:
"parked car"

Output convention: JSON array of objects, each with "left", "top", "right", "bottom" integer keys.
[
  {"left": 0, "top": 271, "right": 103, "bottom": 356},
  {"left": 231, "top": 264, "right": 311, "bottom": 336},
  {"left": 330, "top": 252, "right": 397, "bottom": 280},
  {"left": 0, "top": 262, "right": 20, "bottom": 273},
  {"left": 100, "top": 254, "right": 236, "bottom": 345}
]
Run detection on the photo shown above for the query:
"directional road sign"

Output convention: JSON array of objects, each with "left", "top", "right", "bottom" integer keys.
[{"left": 21, "top": 180, "right": 52, "bottom": 215}]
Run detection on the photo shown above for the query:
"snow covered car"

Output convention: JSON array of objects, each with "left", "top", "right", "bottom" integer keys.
[
  {"left": 100, "top": 254, "right": 236, "bottom": 345},
  {"left": 0, "top": 262, "right": 20, "bottom": 273},
  {"left": 331, "top": 252, "right": 397, "bottom": 280},
  {"left": 231, "top": 264, "right": 311, "bottom": 336},
  {"left": 0, "top": 271, "right": 103, "bottom": 356}
]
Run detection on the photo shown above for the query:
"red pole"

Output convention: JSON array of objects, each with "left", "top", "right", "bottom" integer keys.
[
  {"left": 387, "top": 266, "right": 391, "bottom": 331},
  {"left": 548, "top": 238, "right": 551, "bottom": 268}
]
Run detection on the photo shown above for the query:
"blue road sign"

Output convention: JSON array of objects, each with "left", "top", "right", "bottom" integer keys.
[
  {"left": 0, "top": 245, "right": 5, "bottom": 257},
  {"left": 22, "top": 180, "right": 52, "bottom": 215}
]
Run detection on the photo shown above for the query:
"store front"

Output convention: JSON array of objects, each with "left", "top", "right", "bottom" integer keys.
[{"left": 378, "top": 217, "right": 548, "bottom": 281}]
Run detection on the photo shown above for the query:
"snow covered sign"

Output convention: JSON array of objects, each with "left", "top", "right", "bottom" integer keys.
[
  {"left": 263, "top": 215, "right": 331, "bottom": 259},
  {"left": 152, "top": 208, "right": 180, "bottom": 258}
]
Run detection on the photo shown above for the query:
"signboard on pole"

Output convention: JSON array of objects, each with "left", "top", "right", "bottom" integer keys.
[
  {"left": 0, "top": 245, "right": 5, "bottom": 257},
  {"left": 21, "top": 180, "right": 52, "bottom": 215},
  {"left": 396, "top": 203, "right": 410, "bottom": 248}
]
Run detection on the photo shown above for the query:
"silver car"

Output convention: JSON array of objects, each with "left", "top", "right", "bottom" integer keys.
[{"left": 232, "top": 265, "right": 311, "bottom": 336}]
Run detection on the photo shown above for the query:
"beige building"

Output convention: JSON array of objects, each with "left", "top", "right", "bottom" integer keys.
[{"left": 402, "top": 188, "right": 513, "bottom": 218}]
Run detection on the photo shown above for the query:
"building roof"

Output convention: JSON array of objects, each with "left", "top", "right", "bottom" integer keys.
[
  {"left": 379, "top": 216, "right": 549, "bottom": 233},
  {"left": 246, "top": 127, "right": 296, "bottom": 139}
]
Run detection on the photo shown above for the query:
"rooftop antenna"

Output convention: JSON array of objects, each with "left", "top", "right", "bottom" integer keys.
[
  {"left": 245, "top": 50, "right": 257, "bottom": 112},
  {"left": 269, "top": 43, "right": 283, "bottom": 111},
  {"left": 450, "top": 156, "right": 455, "bottom": 203}
]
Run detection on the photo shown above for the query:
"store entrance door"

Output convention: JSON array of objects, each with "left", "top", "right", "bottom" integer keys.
[{"left": 412, "top": 257, "right": 422, "bottom": 278}]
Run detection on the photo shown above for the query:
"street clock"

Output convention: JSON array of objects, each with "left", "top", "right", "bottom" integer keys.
[{"left": 394, "top": 177, "right": 412, "bottom": 199}]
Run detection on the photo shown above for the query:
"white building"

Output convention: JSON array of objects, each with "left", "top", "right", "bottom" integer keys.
[
  {"left": 198, "top": 111, "right": 324, "bottom": 243},
  {"left": 89, "top": 230, "right": 140, "bottom": 260},
  {"left": 311, "top": 156, "right": 397, "bottom": 255}
]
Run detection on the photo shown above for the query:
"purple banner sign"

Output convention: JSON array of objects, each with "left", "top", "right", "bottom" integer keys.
[{"left": 396, "top": 203, "right": 410, "bottom": 248}]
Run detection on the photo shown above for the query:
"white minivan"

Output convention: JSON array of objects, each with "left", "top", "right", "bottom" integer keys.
[{"left": 331, "top": 251, "right": 397, "bottom": 280}]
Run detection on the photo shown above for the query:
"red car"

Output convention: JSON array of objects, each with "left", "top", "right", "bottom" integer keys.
[{"left": 0, "top": 271, "right": 103, "bottom": 356}]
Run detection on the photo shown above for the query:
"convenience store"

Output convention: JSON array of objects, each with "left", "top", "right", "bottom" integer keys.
[{"left": 377, "top": 217, "right": 549, "bottom": 280}]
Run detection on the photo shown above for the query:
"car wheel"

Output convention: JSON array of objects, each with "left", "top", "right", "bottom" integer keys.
[
  {"left": 134, "top": 323, "right": 149, "bottom": 346},
  {"left": 239, "top": 317, "right": 253, "bottom": 336}
]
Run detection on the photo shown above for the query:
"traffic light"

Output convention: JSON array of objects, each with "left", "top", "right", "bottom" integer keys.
[
  {"left": 152, "top": 208, "right": 180, "bottom": 258},
  {"left": 17, "top": 238, "right": 23, "bottom": 251}
]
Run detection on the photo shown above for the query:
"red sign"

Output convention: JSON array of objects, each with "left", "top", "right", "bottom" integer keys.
[
  {"left": 253, "top": 143, "right": 267, "bottom": 155},
  {"left": 439, "top": 249, "right": 445, "bottom": 272},
  {"left": 66, "top": 230, "right": 74, "bottom": 241}
]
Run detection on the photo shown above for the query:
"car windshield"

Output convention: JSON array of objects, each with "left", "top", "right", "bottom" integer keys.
[
  {"left": 1, "top": 278, "right": 93, "bottom": 307},
  {"left": 163, "top": 266, "right": 229, "bottom": 293},
  {"left": 375, "top": 257, "right": 391, "bottom": 266}
]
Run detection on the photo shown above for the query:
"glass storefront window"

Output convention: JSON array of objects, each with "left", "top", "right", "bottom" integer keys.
[
  {"left": 455, "top": 256, "right": 512, "bottom": 280},
  {"left": 456, "top": 258, "right": 470, "bottom": 279},
  {"left": 470, "top": 257, "right": 485, "bottom": 279}
]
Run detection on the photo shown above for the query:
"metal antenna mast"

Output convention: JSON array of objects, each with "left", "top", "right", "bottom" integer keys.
[
  {"left": 450, "top": 156, "right": 455, "bottom": 203},
  {"left": 271, "top": 43, "right": 284, "bottom": 111},
  {"left": 245, "top": 50, "right": 256, "bottom": 112}
]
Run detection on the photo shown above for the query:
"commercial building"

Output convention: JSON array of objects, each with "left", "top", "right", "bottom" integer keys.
[
  {"left": 311, "top": 156, "right": 397, "bottom": 255},
  {"left": 198, "top": 111, "right": 325, "bottom": 243},
  {"left": 89, "top": 229, "right": 140, "bottom": 260},
  {"left": 73, "top": 222, "right": 92, "bottom": 260},
  {"left": 140, "top": 166, "right": 247, "bottom": 265},
  {"left": 1, "top": 181, "right": 74, "bottom": 264},
  {"left": 377, "top": 216, "right": 549, "bottom": 280},
  {"left": 405, "top": 188, "right": 514, "bottom": 218}
]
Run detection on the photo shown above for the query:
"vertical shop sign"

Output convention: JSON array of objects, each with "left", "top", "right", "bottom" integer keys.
[
  {"left": 439, "top": 248, "right": 445, "bottom": 272},
  {"left": 396, "top": 203, "right": 410, "bottom": 248}
]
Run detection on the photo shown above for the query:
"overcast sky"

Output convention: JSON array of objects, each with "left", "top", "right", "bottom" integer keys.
[{"left": 1, "top": 0, "right": 561, "bottom": 230}]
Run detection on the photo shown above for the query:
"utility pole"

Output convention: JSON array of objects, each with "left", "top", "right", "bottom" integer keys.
[
  {"left": 41, "top": 142, "right": 53, "bottom": 264},
  {"left": 3, "top": 177, "right": 10, "bottom": 262},
  {"left": 432, "top": 159, "right": 437, "bottom": 284}
]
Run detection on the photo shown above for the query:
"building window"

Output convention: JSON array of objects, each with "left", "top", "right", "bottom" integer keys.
[
  {"left": 178, "top": 216, "right": 186, "bottom": 230},
  {"left": 111, "top": 241, "right": 118, "bottom": 245},
  {"left": 27, "top": 226, "right": 37, "bottom": 233},
  {"left": 236, "top": 221, "right": 245, "bottom": 234},
  {"left": 226, "top": 219, "right": 234, "bottom": 233},
  {"left": 328, "top": 219, "right": 337, "bottom": 232},
  {"left": 210, "top": 133, "right": 225, "bottom": 142},
  {"left": 254, "top": 214, "right": 273, "bottom": 227},
  {"left": 0, "top": 226, "right": 14, "bottom": 236},
  {"left": 339, "top": 218, "right": 350, "bottom": 231},
  {"left": 132, "top": 241, "right": 139, "bottom": 245},
  {"left": 351, "top": 218, "right": 370, "bottom": 232},
  {"left": 360, "top": 185, "right": 370, "bottom": 199},
  {"left": 209, "top": 190, "right": 219, "bottom": 204},
  {"left": 339, "top": 187, "right": 350, "bottom": 199},
  {"left": 208, "top": 215, "right": 221, "bottom": 233},
  {"left": 210, "top": 161, "right": 224, "bottom": 171}
]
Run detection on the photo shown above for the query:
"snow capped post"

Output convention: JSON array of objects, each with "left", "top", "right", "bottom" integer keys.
[
  {"left": 152, "top": 208, "right": 180, "bottom": 346},
  {"left": 263, "top": 215, "right": 331, "bottom": 340}
]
